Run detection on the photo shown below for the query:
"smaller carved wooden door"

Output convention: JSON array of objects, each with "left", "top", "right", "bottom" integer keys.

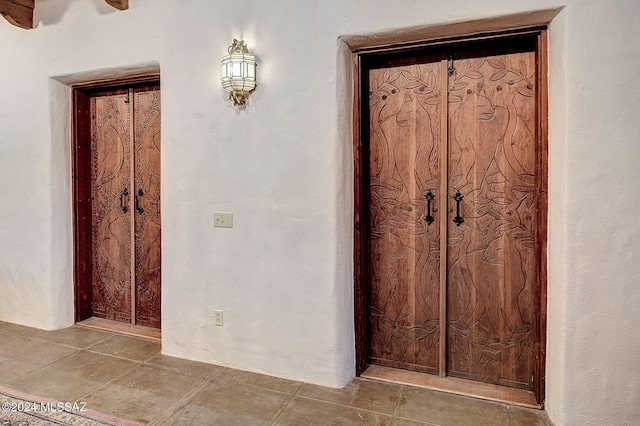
[{"left": 74, "top": 82, "right": 161, "bottom": 329}]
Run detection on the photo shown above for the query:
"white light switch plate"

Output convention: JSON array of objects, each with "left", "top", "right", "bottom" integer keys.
[{"left": 214, "top": 212, "right": 233, "bottom": 228}]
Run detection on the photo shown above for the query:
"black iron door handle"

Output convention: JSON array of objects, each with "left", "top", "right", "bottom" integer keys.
[
  {"left": 424, "top": 191, "right": 435, "bottom": 225},
  {"left": 453, "top": 192, "right": 464, "bottom": 226},
  {"left": 120, "top": 188, "right": 129, "bottom": 213},
  {"left": 135, "top": 189, "right": 144, "bottom": 214}
]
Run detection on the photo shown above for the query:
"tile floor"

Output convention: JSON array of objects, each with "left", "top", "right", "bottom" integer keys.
[{"left": 0, "top": 321, "right": 553, "bottom": 425}]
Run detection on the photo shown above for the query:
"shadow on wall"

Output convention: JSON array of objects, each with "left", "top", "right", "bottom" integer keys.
[{"left": 34, "top": 0, "right": 124, "bottom": 28}]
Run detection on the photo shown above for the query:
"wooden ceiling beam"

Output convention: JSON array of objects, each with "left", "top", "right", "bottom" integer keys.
[
  {"left": 0, "top": 0, "right": 127, "bottom": 30},
  {"left": 0, "top": 0, "right": 34, "bottom": 30},
  {"left": 105, "top": 0, "right": 128, "bottom": 11}
]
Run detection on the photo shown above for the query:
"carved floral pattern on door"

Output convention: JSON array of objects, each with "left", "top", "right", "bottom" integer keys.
[
  {"left": 90, "top": 86, "right": 161, "bottom": 328},
  {"left": 134, "top": 88, "right": 161, "bottom": 328},
  {"left": 367, "top": 49, "right": 538, "bottom": 389},
  {"left": 368, "top": 62, "right": 443, "bottom": 374},
  {"left": 446, "top": 52, "right": 536, "bottom": 388},
  {"left": 91, "top": 93, "right": 132, "bottom": 322}
]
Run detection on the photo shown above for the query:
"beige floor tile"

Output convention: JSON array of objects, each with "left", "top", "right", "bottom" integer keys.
[
  {"left": 508, "top": 405, "right": 553, "bottom": 425},
  {"left": 395, "top": 387, "right": 510, "bottom": 426},
  {"left": 36, "top": 325, "right": 112, "bottom": 349},
  {"left": 7, "top": 350, "right": 138, "bottom": 401},
  {"left": 0, "top": 322, "right": 555, "bottom": 426},
  {"left": 146, "top": 353, "right": 230, "bottom": 379},
  {"left": 231, "top": 369, "right": 303, "bottom": 394},
  {"left": 0, "top": 335, "right": 77, "bottom": 383},
  {"left": 158, "top": 381, "right": 292, "bottom": 426},
  {"left": 0, "top": 321, "right": 48, "bottom": 339},
  {"left": 87, "top": 334, "right": 160, "bottom": 361},
  {"left": 0, "top": 356, "right": 50, "bottom": 384},
  {"left": 392, "top": 418, "right": 436, "bottom": 426},
  {"left": 82, "top": 364, "right": 208, "bottom": 424},
  {"left": 298, "top": 378, "right": 400, "bottom": 415},
  {"left": 275, "top": 397, "right": 392, "bottom": 426}
]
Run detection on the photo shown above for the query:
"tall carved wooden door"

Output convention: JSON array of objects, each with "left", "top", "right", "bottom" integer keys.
[
  {"left": 360, "top": 32, "right": 546, "bottom": 403},
  {"left": 74, "top": 82, "right": 161, "bottom": 329},
  {"left": 367, "top": 57, "right": 444, "bottom": 375},
  {"left": 445, "top": 50, "right": 537, "bottom": 389}
]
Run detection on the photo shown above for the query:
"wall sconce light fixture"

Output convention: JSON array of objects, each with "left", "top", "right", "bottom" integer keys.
[{"left": 220, "top": 39, "right": 257, "bottom": 106}]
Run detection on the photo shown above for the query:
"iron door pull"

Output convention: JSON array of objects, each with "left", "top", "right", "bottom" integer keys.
[
  {"left": 453, "top": 192, "right": 464, "bottom": 226},
  {"left": 424, "top": 191, "right": 435, "bottom": 225},
  {"left": 120, "top": 188, "right": 129, "bottom": 213},
  {"left": 135, "top": 189, "right": 144, "bottom": 214}
]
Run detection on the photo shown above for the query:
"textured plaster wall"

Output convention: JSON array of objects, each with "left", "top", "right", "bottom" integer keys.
[
  {"left": 0, "top": 1, "right": 638, "bottom": 424},
  {"left": 545, "top": 2, "right": 640, "bottom": 425}
]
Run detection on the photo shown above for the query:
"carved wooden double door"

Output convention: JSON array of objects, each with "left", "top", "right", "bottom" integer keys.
[
  {"left": 74, "top": 83, "right": 161, "bottom": 329},
  {"left": 361, "top": 34, "right": 546, "bottom": 398}
]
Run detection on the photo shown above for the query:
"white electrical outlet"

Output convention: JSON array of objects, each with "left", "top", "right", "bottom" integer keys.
[
  {"left": 214, "top": 310, "right": 223, "bottom": 326},
  {"left": 214, "top": 212, "right": 233, "bottom": 228}
]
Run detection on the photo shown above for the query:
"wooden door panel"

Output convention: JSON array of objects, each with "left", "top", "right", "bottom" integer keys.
[
  {"left": 73, "top": 90, "right": 93, "bottom": 321},
  {"left": 367, "top": 62, "right": 442, "bottom": 374},
  {"left": 446, "top": 51, "right": 537, "bottom": 389},
  {"left": 90, "top": 92, "right": 132, "bottom": 323},
  {"left": 133, "top": 87, "right": 161, "bottom": 328}
]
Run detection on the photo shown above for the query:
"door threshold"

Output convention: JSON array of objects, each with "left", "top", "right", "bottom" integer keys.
[
  {"left": 77, "top": 317, "right": 161, "bottom": 341},
  {"left": 361, "top": 364, "right": 540, "bottom": 409}
]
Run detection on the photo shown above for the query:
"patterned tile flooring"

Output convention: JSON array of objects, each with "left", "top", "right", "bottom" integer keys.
[{"left": 0, "top": 321, "right": 553, "bottom": 425}]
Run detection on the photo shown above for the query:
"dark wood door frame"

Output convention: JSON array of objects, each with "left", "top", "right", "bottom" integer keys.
[
  {"left": 352, "top": 28, "right": 548, "bottom": 406},
  {"left": 72, "top": 76, "right": 160, "bottom": 325}
]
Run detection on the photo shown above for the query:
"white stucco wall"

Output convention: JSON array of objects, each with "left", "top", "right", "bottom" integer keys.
[{"left": 0, "top": 1, "right": 638, "bottom": 424}]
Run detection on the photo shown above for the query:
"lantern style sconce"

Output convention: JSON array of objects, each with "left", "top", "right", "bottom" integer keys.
[{"left": 220, "top": 39, "right": 257, "bottom": 106}]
